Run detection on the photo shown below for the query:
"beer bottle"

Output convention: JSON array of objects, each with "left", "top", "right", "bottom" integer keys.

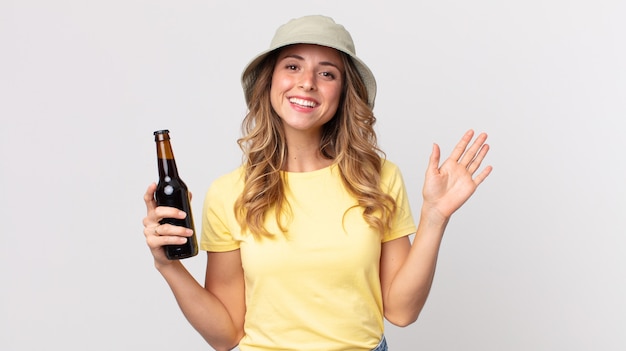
[{"left": 153, "top": 129, "right": 198, "bottom": 260}]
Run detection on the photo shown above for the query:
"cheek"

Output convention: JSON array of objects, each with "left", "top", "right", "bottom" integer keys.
[
  {"left": 271, "top": 71, "right": 290, "bottom": 90},
  {"left": 269, "top": 80, "right": 281, "bottom": 110},
  {"left": 324, "top": 86, "right": 343, "bottom": 109},
  {"left": 270, "top": 75, "right": 289, "bottom": 98}
]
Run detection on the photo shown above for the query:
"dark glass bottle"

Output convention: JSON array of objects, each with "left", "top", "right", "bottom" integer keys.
[{"left": 153, "top": 129, "right": 198, "bottom": 260}]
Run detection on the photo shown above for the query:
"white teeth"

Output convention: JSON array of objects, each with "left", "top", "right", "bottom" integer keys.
[{"left": 289, "top": 98, "right": 317, "bottom": 108}]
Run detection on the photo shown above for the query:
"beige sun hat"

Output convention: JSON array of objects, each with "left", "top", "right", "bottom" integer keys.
[{"left": 241, "top": 15, "right": 377, "bottom": 108}]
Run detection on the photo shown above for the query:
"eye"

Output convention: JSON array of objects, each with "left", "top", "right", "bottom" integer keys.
[
  {"left": 285, "top": 64, "right": 298, "bottom": 71},
  {"left": 320, "top": 71, "right": 336, "bottom": 79}
]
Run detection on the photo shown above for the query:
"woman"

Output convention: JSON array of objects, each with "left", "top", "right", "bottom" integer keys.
[{"left": 143, "top": 15, "right": 492, "bottom": 351}]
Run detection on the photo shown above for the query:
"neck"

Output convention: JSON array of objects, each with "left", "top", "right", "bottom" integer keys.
[
  {"left": 284, "top": 153, "right": 333, "bottom": 173},
  {"left": 284, "top": 135, "right": 332, "bottom": 173}
]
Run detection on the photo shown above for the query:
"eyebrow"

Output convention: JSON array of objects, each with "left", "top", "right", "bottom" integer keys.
[{"left": 280, "top": 54, "right": 342, "bottom": 71}]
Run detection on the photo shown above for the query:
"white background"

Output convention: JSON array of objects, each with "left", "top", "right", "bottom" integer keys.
[{"left": 1, "top": 1, "right": 625, "bottom": 350}]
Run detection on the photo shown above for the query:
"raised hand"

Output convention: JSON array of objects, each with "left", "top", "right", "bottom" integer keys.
[{"left": 421, "top": 129, "right": 492, "bottom": 220}]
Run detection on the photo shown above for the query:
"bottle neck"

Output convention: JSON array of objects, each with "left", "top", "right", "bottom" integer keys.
[{"left": 155, "top": 138, "right": 179, "bottom": 179}]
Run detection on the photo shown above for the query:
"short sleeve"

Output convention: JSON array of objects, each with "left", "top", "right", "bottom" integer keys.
[
  {"left": 200, "top": 168, "right": 245, "bottom": 252},
  {"left": 380, "top": 161, "right": 417, "bottom": 242}
]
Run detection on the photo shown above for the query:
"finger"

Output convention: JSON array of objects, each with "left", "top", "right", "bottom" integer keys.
[
  {"left": 145, "top": 230, "right": 188, "bottom": 249},
  {"left": 467, "top": 143, "right": 490, "bottom": 174},
  {"left": 143, "top": 207, "right": 187, "bottom": 229},
  {"left": 460, "top": 132, "right": 488, "bottom": 167},
  {"left": 449, "top": 129, "right": 475, "bottom": 162},
  {"left": 143, "top": 182, "right": 157, "bottom": 211},
  {"left": 427, "top": 143, "right": 441, "bottom": 175},
  {"left": 143, "top": 224, "right": 160, "bottom": 238},
  {"left": 151, "top": 222, "right": 193, "bottom": 237},
  {"left": 144, "top": 223, "right": 192, "bottom": 245},
  {"left": 472, "top": 165, "right": 493, "bottom": 186},
  {"left": 153, "top": 207, "right": 188, "bottom": 221}
]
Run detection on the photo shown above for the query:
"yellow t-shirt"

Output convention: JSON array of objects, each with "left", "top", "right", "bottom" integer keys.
[{"left": 201, "top": 161, "right": 416, "bottom": 351}]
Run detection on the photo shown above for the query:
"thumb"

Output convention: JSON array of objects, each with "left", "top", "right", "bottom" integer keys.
[{"left": 427, "top": 143, "right": 441, "bottom": 175}]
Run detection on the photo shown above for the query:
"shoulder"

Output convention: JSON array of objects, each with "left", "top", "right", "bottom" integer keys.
[
  {"left": 206, "top": 166, "right": 245, "bottom": 198},
  {"left": 381, "top": 159, "right": 403, "bottom": 181},
  {"left": 380, "top": 159, "right": 408, "bottom": 192},
  {"left": 381, "top": 159, "right": 400, "bottom": 173}
]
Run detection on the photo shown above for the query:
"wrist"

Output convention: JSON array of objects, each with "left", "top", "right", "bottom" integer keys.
[
  {"left": 419, "top": 204, "right": 450, "bottom": 228},
  {"left": 154, "top": 258, "right": 182, "bottom": 273}
]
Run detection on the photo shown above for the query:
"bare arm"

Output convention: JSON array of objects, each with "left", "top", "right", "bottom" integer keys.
[
  {"left": 379, "top": 211, "right": 447, "bottom": 326},
  {"left": 380, "top": 130, "right": 492, "bottom": 326},
  {"left": 143, "top": 184, "right": 245, "bottom": 351}
]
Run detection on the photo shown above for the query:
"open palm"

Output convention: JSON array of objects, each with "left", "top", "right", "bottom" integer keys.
[{"left": 422, "top": 130, "right": 493, "bottom": 219}]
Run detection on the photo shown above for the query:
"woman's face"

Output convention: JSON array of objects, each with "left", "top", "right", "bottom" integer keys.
[{"left": 270, "top": 44, "right": 344, "bottom": 138}]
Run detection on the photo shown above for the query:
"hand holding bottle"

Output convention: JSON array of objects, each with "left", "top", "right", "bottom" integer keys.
[{"left": 143, "top": 183, "right": 196, "bottom": 266}]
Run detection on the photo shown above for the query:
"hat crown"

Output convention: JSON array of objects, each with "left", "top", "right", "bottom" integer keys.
[{"left": 270, "top": 15, "right": 356, "bottom": 56}]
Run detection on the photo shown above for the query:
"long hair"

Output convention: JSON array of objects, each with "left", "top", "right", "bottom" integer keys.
[{"left": 234, "top": 48, "right": 396, "bottom": 239}]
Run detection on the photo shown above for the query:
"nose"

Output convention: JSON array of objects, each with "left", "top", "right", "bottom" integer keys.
[{"left": 298, "top": 70, "right": 316, "bottom": 91}]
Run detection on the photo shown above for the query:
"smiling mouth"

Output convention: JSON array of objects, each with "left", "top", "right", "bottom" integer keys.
[{"left": 289, "top": 97, "right": 317, "bottom": 108}]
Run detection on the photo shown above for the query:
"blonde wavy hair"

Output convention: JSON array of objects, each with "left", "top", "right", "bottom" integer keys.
[{"left": 234, "top": 48, "right": 396, "bottom": 239}]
